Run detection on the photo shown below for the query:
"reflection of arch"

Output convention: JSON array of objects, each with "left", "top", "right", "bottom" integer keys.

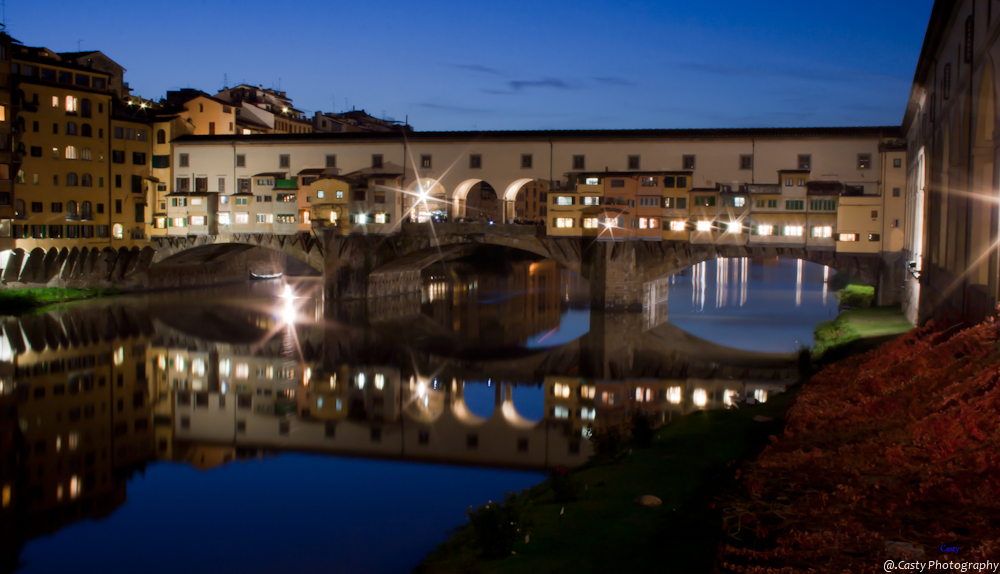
[
  {"left": 646, "top": 251, "right": 879, "bottom": 288},
  {"left": 150, "top": 240, "right": 323, "bottom": 272}
]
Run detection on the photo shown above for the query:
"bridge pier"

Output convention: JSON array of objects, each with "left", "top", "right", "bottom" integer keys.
[{"left": 584, "top": 241, "right": 645, "bottom": 311}]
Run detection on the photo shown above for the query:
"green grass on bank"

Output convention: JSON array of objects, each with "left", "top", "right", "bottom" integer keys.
[
  {"left": 0, "top": 287, "right": 119, "bottom": 315},
  {"left": 813, "top": 305, "right": 912, "bottom": 361},
  {"left": 416, "top": 391, "right": 798, "bottom": 574},
  {"left": 837, "top": 283, "right": 874, "bottom": 308}
]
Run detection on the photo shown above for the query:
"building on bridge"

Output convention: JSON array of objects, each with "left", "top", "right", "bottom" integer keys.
[{"left": 901, "top": 0, "right": 1000, "bottom": 324}]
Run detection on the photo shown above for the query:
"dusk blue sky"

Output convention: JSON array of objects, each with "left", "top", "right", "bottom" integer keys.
[{"left": 9, "top": 0, "right": 934, "bottom": 130}]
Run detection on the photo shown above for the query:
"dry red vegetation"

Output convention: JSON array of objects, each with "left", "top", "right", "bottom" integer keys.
[{"left": 718, "top": 313, "right": 1000, "bottom": 573}]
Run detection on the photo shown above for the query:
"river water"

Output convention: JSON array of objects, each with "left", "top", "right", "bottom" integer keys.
[{"left": 1, "top": 256, "right": 838, "bottom": 573}]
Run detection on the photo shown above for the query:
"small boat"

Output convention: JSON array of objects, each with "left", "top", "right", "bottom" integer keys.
[{"left": 249, "top": 271, "right": 283, "bottom": 280}]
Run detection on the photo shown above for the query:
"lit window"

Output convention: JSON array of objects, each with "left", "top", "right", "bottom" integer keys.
[
  {"left": 696, "top": 220, "right": 712, "bottom": 232},
  {"left": 693, "top": 389, "right": 707, "bottom": 407},
  {"left": 374, "top": 213, "right": 387, "bottom": 223},
  {"left": 757, "top": 225, "right": 774, "bottom": 236},
  {"left": 218, "top": 213, "right": 231, "bottom": 225},
  {"left": 582, "top": 196, "right": 600, "bottom": 205},
  {"left": 581, "top": 385, "right": 595, "bottom": 399},
  {"left": 811, "top": 226, "right": 833, "bottom": 238},
  {"left": 112, "top": 224, "right": 123, "bottom": 239},
  {"left": 113, "top": 346, "right": 124, "bottom": 365},
  {"left": 556, "top": 218, "right": 574, "bottom": 228},
  {"left": 192, "top": 358, "right": 205, "bottom": 376},
  {"left": 638, "top": 218, "right": 648, "bottom": 229},
  {"left": 256, "top": 213, "right": 273, "bottom": 223},
  {"left": 190, "top": 198, "right": 203, "bottom": 206},
  {"left": 732, "top": 197, "right": 745, "bottom": 207},
  {"left": 555, "top": 196, "right": 574, "bottom": 206},
  {"left": 190, "top": 216, "right": 206, "bottom": 226},
  {"left": 65, "top": 146, "right": 78, "bottom": 160},
  {"left": 728, "top": 222, "right": 742, "bottom": 233},
  {"left": 357, "top": 373, "right": 365, "bottom": 389},
  {"left": 838, "top": 233, "right": 858, "bottom": 242},
  {"left": 553, "top": 383, "right": 571, "bottom": 398},
  {"left": 669, "top": 220, "right": 686, "bottom": 231},
  {"left": 783, "top": 226, "right": 804, "bottom": 237},
  {"left": 52, "top": 96, "right": 60, "bottom": 108},
  {"left": 234, "top": 212, "right": 249, "bottom": 224},
  {"left": 172, "top": 217, "right": 186, "bottom": 227},
  {"left": 65, "top": 96, "right": 78, "bottom": 113},
  {"left": 585, "top": 177, "right": 599, "bottom": 185},
  {"left": 317, "top": 190, "right": 325, "bottom": 199}
]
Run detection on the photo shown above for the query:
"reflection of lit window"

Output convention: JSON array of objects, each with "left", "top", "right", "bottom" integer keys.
[
  {"left": 693, "top": 389, "right": 707, "bottom": 407},
  {"left": 236, "top": 364, "right": 249, "bottom": 379},
  {"left": 330, "top": 374, "right": 337, "bottom": 390},
  {"left": 580, "top": 407, "right": 595, "bottom": 420},
  {"left": 601, "top": 391, "right": 616, "bottom": 405},
  {"left": 192, "top": 358, "right": 205, "bottom": 376},
  {"left": 667, "top": 386, "right": 681, "bottom": 404},
  {"left": 581, "top": 385, "right": 595, "bottom": 399},
  {"left": 375, "top": 373, "right": 385, "bottom": 390},
  {"left": 303, "top": 368, "right": 311, "bottom": 386},
  {"left": 113, "top": 347, "right": 124, "bottom": 365},
  {"left": 723, "top": 390, "right": 737, "bottom": 406},
  {"left": 68, "top": 432, "right": 79, "bottom": 450},
  {"left": 219, "top": 359, "right": 230, "bottom": 376},
  {"left": 56, "top": 436, "right": 62, "bottom": 452},
  {"left": 1, "top": 484, "right": 9, "bottom": 508},
  {"left": 753, "top": 389, "right": 768, "bottom": 403},
  {"left": 336, "top": 398, "right": 342, "bottom": 411},
  {"left": 158, "top": 355, "right": 166, "bottom": 369},
  {"left": 57, "top": 484, "right": 64, "bottom": 501},
  {"left": 553, "top": 383, "right": 571, "bottom": 398},
  {"left": 357, "top": 373, "right": 365, "bottom": 389},
  {"left": 554, "top": 406, "right": 570, "bottom": 419},
  {"left": 69, "top": 475, "right": 81, "bottom": 499},
  {"left": 176, "top": 355, "right": 186, "bottom": 371}
]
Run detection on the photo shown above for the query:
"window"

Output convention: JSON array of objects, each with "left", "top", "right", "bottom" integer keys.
[
  {"left": 235, "top": 197, "right": 248, "bottom": 205},
  {"left": 195, "top": 177, "right": 208, "bottom": 192},
  {"left": 555, "top": 196, "right": 574, "bottom": 206},
  {"left": 81, "top": 147, "right": 92, "bottom": 161},
  {"left": 179, "top": 153, "right": 190, "bottom": 168},
  {"left": 234, "top": 212, "right": 249, "bottom": 223},
  {"left": 51, "top": 202, "right": 63, "bottom": 212},
  {"left": 81, "top": 202, "right": 92, "bottom": 220},
  {"left": 640, "top": 176, "right": 658, "bottom": 187},
  {"left": 682, "top": 155, "right": 696, "bottom": 170},
  {"left": 893, "top": 158, "right": 902, "bottom": 168},
  {"left": 374, "top": 192, "right": 386, "bottom": 204},
  {"left": 783, "top": 226, "right": 804, "bottom": 237},
  {"left": 722, "top": 196, "right": 745, "bottom": 207},
  {"left": 66, "top": 173, "right": 78, "bottom": 186},
  {"left": 669, "top": 220, "right": 686, "bottom": 231},
  {"left": 582, "top": 217, "right": 598, "bottom": 228},
  {"left": 30, "top": 146, "right": 42, "bottom": 157},
  {"left": 555, "top": 217, "right": 574, "bottom": 228},
  {"left": 583, "top": 196, "right": 600, "bottom": 205},
  {"left": 675, "top": 197, "right": 687, "bottom": 209},
  {"left": 112, "top": 224, "right": 123, "bottom": 239},
  {"left": 797, "top": 179, "right": 805, "bottom": 187},
  {"left": 838, "top": 233, "right": 857, "bottom": 242},
  {"left": 785, "top": 200, "right": 804, "bottom": 210},
  {"left": 133, "top": 152, "right": 146, "bottom": 165},
  {"left": 66, "top": 121, "right": 77, "bottom": 135},
  {"left": 277, "top": 154, "right": 291, "bottom": 169},
  {"left": 677, "top": 176, "right": 687, "bottom": 188},
  {"left": 871, "top": 210, "right": 878, "bottom": 219},
  {"left": 65, "top": 146, "right": 78, "bottom": 160},
  {"left": 257, "top": 214, "right": 274, "bottom": 223},
  {"left": 31, "top": 202, "right": 43, "bottom": 212},
  {"left": 695, "top": 220, "right": 712, "bottom": 232},
  {"left": 190, "top": 216, "right": 206, "bottom": 226},
  {"left": 811, "top": 226, "right": 833, "bottom": 238},
  {"left": 372, "top": 154, "right": 383, "bottom": 168},
  {"left": 810, "top": 199, "right": 836, "bottom": 211},
  {"left": 52, "top": 95, "right": 60, "bottom": 108},
  {"left": 627, "top": 155, "right": 640, "bottom": 170},
  {"left": 420, "top": 155, "right": 432, "bottom": 168},
  {"left": 891, "top": 218, "right": 899, "bottom": 228},
  {"left": 892, "top": 187, "right": 901, "bottom": 197},
  {"left": 176, "top": 177, "right": 190, "bottom": 192},
  {"left": 869, "top": 233, "right": 880, "bottom": 241},
  {"left": 739, "top": 154, "right": 753, "bottom": 170},
  {"left": 469, "top": 154, "right": 481, "bottom": 169},
  {"left": 521, "top": 154, "right": 532, "bottom": 169},
  {"left": 693, "top": 196, "right": 715, "bottom": 207},
  {"left": 857, "top": 153, "right": 872, "bottom": 169},
  {"left": 573, "top": 155, "right": 585, "bottom": 170},
  {"left": 65, "top": 96, "right": 78, "bottom": 113},
  {"left": 610, "top": 179, "right": 625, "bottom": 188},
  {"left": 111, "top": 150, "right": 124, "bottom": 163},
  {"left": 798, "top": 154, "right": 811, "bottom": 169},
  {"left": 172, "top": 217, "right": 186, "bottom": 227},
  {"left": 156, "top": 129, "right": 166, "bottom": 144},
  {"left": 756, "top": 224, "right": 774, "bottom": 236},
  {"left": 276, "top": 214, "right": 295, "bottom": 224},
  {"left": 784, "top": 178, "right": 793, "bottom": 187}
]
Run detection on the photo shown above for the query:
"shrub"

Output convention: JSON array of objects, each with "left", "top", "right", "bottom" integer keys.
[
  {"left": 466, "top": 491, "right": 526, "bottom": 559},
  {"left": 547, "top": 467, "right": 578, "bottom": 503},
  {"left": 586, "top": 422, "right": 627, "bottom": 462},
  {"left": 628, "top": 409, "right": 657, "bottom": 447}
]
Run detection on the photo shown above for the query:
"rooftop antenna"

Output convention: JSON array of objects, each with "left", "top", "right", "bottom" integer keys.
[
  {"left": 77, "top": 39, "right": 83, "bottom": 51},
  {"left": 223, "top": 73, "right": 228, "bottom": 90}
]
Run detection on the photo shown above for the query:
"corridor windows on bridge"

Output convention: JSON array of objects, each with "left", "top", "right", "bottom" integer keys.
[
  {"left": 179, "top": 153, "right": 189, "bottom": 168},
  {"left": 756, "top": 224, "right": 774, "bottom": 236},
  {"left": 798, "top": 154, "right": 811, "bottom": 169},
  {"left": 739, "top": 154, "right": 753, "bottom": 170},
  {"left": 279, "top": 154, "right": 290, "bottom": 169},
  {"left": 669, "top": 220, "right": 686, "bottom": 231},
  {"left": 583, "top": 217, "right": 599, "bottom": 229},
  {"left": 372, "top": 154, "right": 383, "bottom": 168},
  {"left": 521, "top": 154, "right": 533, "bottom": 169},
  {"left": 682, "top": 155, "right": 696, "bottom": 170},
  {"left": 469, "top": 154, "right": 482, "bottom": 169},
  {"left": 627, "top": 155, "right": 641, "bottom": 170},
  {"left": 420, "top": 155, "right": 432, "bottom": 169},
  {"left": 555, "top": 218, "right": 574, "bottom": 228},
  {"left": 573, "top": 155, "right": 586, "bottom": 170},
  {"left": 236, "top": 154, "right": 246, "bottom": 168},
  {"left": 810, "top": 226, "right": 833, "bottom": 238},
  {"left": 696, "top": 220, "right": 712, "bottom": 232},
  {"left": 782, "top": 225, "right": 804, "bottom": 237},
  {"left": 838, "top": 233, "right": 858, "bottom": 242}
]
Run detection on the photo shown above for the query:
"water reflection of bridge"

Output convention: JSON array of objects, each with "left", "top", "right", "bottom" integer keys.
[{"left": 0, "top": 297, "right": 797, "bottom": 571}]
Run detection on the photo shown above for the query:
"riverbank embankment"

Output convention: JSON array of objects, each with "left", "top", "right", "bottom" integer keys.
[{"left": 0, "top": 287, "right": 120, "bottom": 315}]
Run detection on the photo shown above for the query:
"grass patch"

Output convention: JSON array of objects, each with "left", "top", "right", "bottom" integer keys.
[
  {"left": 812, "top": 305, "right": 912, "bottom": 361},
  {"left": 0, "top": 287, "right": 120, "bottom": 315},
  {"left": 836, "top": 283, "right": 874, "bottom": 308},
  {"left": 415, "top": 392, "right": 798, "bottom": 574}
]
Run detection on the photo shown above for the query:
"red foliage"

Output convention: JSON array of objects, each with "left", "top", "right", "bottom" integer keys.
[{"left": 718, "top": 314, "right": 1000, "bottom": 572}]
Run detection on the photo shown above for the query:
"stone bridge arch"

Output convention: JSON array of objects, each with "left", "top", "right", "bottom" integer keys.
[{"left": 151, "top": 233, "right": 325, "bottom": 272}]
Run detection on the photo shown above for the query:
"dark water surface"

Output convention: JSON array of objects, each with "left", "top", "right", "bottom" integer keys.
[{"left": 2, "top": 256, "right": 835, "bottom": 573}]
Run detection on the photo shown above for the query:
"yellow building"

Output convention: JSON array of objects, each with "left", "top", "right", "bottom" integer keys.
[{"left": 109, "top": 114, "right": 153, "bottom": 245}]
